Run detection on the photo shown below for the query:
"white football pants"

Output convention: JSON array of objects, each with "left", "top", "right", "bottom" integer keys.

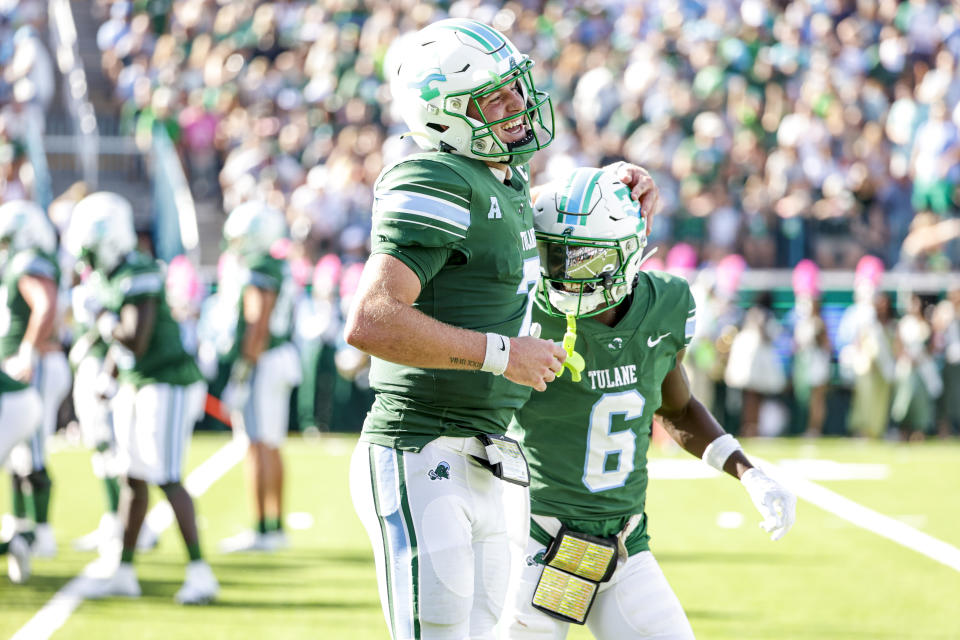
[
  {"left": 112, "top": 380, "right": 206, "bottom": 485},
  {"left": 351, "top": 436, "right": 526, "bottom": 640},
  {"left": 6, "top": 350, "right": 71, "bottom": 475},
  {"left": 0, "top": 386, "right": 42, "bottom": 464}
]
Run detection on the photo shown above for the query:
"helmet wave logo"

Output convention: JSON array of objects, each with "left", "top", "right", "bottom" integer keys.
[
  {"left": 408, "top": 69, "right": 447, "bottom": 101},
  {"left": 428, "top": 461, "right": 451, "bottom": 481}
]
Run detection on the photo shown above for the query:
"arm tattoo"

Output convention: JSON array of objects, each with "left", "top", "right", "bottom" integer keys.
[{"left": 449, "top": 356, "right": 483, "bottom": 369}]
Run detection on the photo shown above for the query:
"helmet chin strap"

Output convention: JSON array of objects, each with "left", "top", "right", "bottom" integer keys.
[{"left": 505, "top": 129, "right": 538, "bottom": 166}]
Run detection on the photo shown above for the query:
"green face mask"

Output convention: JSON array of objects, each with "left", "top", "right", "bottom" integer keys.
[{"left": 446, "top": 59, "right": 555, "bottom": 165}]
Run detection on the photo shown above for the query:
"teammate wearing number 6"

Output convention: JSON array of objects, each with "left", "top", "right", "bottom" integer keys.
[{"left": 498, "top": 167, "right": 797, "bottom": 639}]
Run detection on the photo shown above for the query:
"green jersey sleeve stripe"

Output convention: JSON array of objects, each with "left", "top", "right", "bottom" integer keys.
[
  {"left": 377, "top": 215, "right": 467, "bottom": 240},
  {"left": 119, "top": 272, "right": 164, "bottom": 296},
  {"left": 400, "top": 182, "right": 470, "bottom": 206},
  {"left": 245, "top": 270, "right": 280, "bottom": 291},
  {"left": 376, "top": 191, "right": 470, "bottom": 229},
  {"left": 16, "top": 255, "right": 57, "bottom": 280}
]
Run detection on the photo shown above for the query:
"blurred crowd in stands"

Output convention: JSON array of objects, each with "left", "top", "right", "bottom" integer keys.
[
  {"left": 1, "top": 0, "right": 960, "bottom": 438},
  {"left": 88, "top": 0, "right": 960, "bottom": 271}
]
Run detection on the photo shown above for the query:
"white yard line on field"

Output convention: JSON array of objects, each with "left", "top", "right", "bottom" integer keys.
[
  {"left": 755, "top": 457, "right": 960, "bottom": 574},
  {"left": 10, "top": 438, "right": 247, "bottom": 640}
]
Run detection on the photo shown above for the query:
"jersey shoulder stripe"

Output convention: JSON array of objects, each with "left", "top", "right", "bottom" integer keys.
[
  {"left": 118, "top": 271, "right": 164, "bottom": 297},
  {"left": 375, "top": 190, "right": 470, "bottom": 233},
  {"left": 390, "top": 180, "right": 470, "bottom": 207},
  {"left": 245, "top": 268, "right": 281, "bottom": 291},
  {"left": 372, "top": 155, "right": 476, "bottom": 248},
  {"left": 8, "top": 251, "right": 57, "bottom": 280}
]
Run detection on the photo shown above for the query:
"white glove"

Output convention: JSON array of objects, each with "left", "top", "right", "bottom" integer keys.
[
  {"left": 5, "top": 342, "right": 38, "bottom": 382},
  {"left": 222, "top": 359, "right": 254, "bottom": 414},
  {"left": 221, "top": 380, "right": 251, "bottom": 414},
  {"left": 96, "top": 312, "right": 120, "bottom": 343},
  {"left": 94, "top": 371, "right": 118, "bottom": 400},
  {"left": 741, "top": 467, "right": 796, "bottom": 541}
]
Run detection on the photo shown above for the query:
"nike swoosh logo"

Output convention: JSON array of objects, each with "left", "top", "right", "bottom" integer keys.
[
  {"left": 647, "top": 333, "right": 670, "bottom": 347},
  {"left": 498, "top": 336, "right": 506, "bottom": 351}
]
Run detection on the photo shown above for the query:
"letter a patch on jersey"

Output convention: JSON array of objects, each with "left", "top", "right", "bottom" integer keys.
[{"left": 488, "top": 196, "right": 503, "bottom": 219}]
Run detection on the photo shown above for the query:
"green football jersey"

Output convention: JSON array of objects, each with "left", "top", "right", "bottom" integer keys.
[
  {"left": 216, "top": 251, "right": 296, "bottom": 366},
  {"left": 362, "top": 152, "right": 541, "bottom": 451},
  {"left": 510, "top": 271, "right": 696, "bottom": 552},
  {"left": 99, "top": 251, "right": 202, "bottom": 388},
  {"left": 0, "top": 368, "right": 29, "bottom": 393},
  {"left": 0, "top": 249, "right": 60, "bottom": 359}
]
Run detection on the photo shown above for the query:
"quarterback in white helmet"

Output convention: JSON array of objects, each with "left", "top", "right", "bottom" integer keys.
[
  {"left": 346, "top": 16, "right": 660, "bottom": 640},
  {"left": 389, "top": 18, "right": 555, "bottom": 166}
]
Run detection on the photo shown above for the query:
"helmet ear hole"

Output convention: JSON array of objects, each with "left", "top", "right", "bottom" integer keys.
[{"left": 426, "top": 123, "right": 448, "bottom": 133}]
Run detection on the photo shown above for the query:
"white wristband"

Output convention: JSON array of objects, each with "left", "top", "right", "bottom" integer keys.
[
  {"left": 106, "top": 343, "right": 136, "bottom": 370},
  {"left": 702, "top": 433, "right": 742, "bottom": 472},
  {"left": 480, "top": 332, "right": 510, "bottom": 376}
]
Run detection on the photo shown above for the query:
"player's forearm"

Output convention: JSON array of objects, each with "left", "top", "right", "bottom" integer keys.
[
  {"left": 240, "top": 323, "right": 270, "bottom": 363},
  {"left": 23, "top": 304, "right": 57, "bottom": 349},
  {"left": 115, "top": 301, "right": 156, "bottom": 358},
  {"left": 344, "top": 294, "right": 486, "bottom": 370},
  {"left": 240, "top": 287, "right": 275, "bottom": 363},
  {"left": 659, "top": 401, "right": 754, "bottom": 479}
]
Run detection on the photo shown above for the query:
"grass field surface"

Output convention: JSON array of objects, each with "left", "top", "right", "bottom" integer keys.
[{"left": 1, "top": 433, "right": 958, "bottom": 639}]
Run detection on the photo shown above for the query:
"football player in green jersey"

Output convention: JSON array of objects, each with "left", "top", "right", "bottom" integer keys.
[
  {"left": 0, "top": 369, "right": 41, "bottom": 583},
  {"left": 65, "top": 192, "right": 218, "bottom": 605},
  {"left": 344, "top": 19, "right": 658, "bottom": 640},
  {"left": 498, "top": 168, "right": 797, "bottom": 639},
  {"left": 0, "top": 199, "right": 72, "bottom": 559},
  {"left": 215, "top": 201, "right": 302, "bottom": 553}
]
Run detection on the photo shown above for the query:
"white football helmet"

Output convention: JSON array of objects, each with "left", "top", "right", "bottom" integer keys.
[
  {"left": 0, "top": 200, "right": 58, "bottom": 269},
  {"left": 66, "top": 191, "right": 137, "bottom": 273},
  {"left": 533, "top": 167, "right": 648, "bottom": 318},
  {"left": 222, "top": 201, "right": 287, "bottom": 257},
  {"left": 390, "top": 18, "right": 554, "bottom": 166}
]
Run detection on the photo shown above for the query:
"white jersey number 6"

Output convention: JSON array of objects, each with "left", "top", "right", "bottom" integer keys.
[{"left": 582, "top": 390, "right": 646, "bottom": 492}]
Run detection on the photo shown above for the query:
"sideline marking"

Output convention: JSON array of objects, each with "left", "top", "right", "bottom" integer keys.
[
  {"left": 648, "top": 457, "right": 889, "bottom": 481},
  {"left": 11, "top": 438, "right": 246, "bottom": 640},
  {"left": 755, "top": 457, "right": 960, "bottom": 574}
]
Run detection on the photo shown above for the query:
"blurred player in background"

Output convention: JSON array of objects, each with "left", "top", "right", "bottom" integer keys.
[
  {"left": 215, "top": 201, "right": 301, "bottom": 553},
  {"left": 498, "top": 168, "right": 796, "bottom": 639},
  {"left": 0, "top": 199, "right": 71, "bottom": 559},
  {"left": 65, "top": 191, "right": 218, "bottom": 604},
  {"left": 0, "top": 368, "right": 41, "bottom": 583},
  {"left": 67, "top": 268, "right": 123, "bottom": 557}
]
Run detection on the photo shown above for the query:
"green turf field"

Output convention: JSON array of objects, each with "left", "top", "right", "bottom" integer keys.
[{"left": 1, "top": 433, "right": 958, "bottom": 639}]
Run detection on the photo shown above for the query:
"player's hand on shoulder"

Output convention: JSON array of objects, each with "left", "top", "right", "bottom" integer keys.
[
  {"left": 504, "top": 336, "right": 566, "bottom": 392},
  {"left": 741, "top": 467, "right": 797, "bottom": 541},
  {"left": 603, "top": 161, "right": 659, "bottom": 234}
]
